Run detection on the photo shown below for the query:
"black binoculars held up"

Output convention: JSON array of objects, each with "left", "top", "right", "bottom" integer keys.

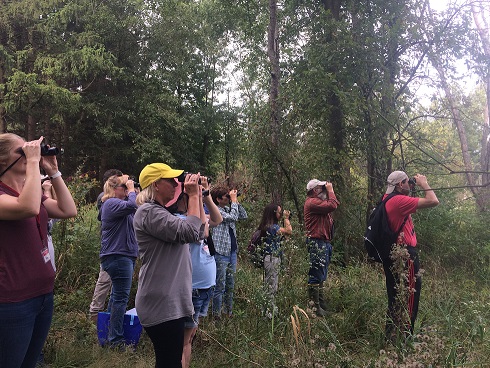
[
  {"left": 127, "top": 176, "right": 141, "bottom": 189},
  {"left": 16, "top": 143, "right": 62, "bottom": 156},
  {"left": 408, "top": 178, "right": 417, "bottom": 185},
  {"left": 177, "top": 172, "right": 212, "bottom": 185}
]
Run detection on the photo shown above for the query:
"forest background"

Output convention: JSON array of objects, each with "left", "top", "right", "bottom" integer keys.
[{"left": 2, "top": 0, "right": 490, "bottom": 366}]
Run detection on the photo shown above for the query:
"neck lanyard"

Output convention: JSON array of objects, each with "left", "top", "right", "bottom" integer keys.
[{"left": 0, "top": 155, "right": 23, "bottom": 178}]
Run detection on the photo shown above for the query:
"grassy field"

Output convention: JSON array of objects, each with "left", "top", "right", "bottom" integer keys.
[{"left": 42, "top": 207, "right": 490, "bottom": 368}]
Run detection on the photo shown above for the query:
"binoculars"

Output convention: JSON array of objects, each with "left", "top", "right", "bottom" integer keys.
[{"left": 16, "top": 143, "right": 62, "bottom": 156}]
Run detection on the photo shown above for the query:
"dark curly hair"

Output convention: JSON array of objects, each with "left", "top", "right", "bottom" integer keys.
[{"left": 210, "top": 186, "right": 229, "bottom": 205}]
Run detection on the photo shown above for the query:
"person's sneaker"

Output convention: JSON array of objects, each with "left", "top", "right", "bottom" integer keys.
[{"left": 109, "top": 341, "right": 134, "bottom": 352}]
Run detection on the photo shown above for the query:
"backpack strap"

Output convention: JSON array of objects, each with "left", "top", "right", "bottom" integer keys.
[{"left": 383, "top": 192, "right": 409, "bottom": 241}]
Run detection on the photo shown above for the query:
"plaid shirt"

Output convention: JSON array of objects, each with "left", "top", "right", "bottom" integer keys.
[{"left": 211, "top": 203, "right": 248, "bottom": 256}]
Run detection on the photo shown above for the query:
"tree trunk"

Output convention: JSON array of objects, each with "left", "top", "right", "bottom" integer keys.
[
  {"left": 320, "top": 0, "right": 349, "bottom": 261},
  {"left": 27, "top": 114, "right": 36, "bottom": 141},
  {"left": 430, "top": 54, "right": 485, "bottom": 209},
  {"left": 424, "top": 3, "right": 490, "bottom": 212},
  {"left": 321, "top": 0, "right": 346, "bottom": 190},
  {"left": 268, "top": 0, "right": 282, "bottom": 204},
  {"left": 472, "top": 3, "right": 490, "bottom": 210},
  {"left": 321, "top": 0, "right": 341, "bottom": 19}
]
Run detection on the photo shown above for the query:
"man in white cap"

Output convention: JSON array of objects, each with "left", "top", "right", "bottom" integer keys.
[
  {"left": 382, "top": 171, "right": 439, "bottom": 341},
  {"left": 304, "top": 179, "right": 340, "bottom": 317}
]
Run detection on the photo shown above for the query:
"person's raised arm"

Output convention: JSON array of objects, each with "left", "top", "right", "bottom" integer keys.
[
  {"left": 42, "top": 180, "right": 53, "bottom": 199},
  {"left": 0, "top": 137, "right": 43, "bottom": 220},
  {"left": 201, "top": 177, "right": 222, "bottom": 227},
  {"left": 279, "top": 210, "right": 292, "bottom": 235},
  {"left": 184, "top": 173, "right": 201, "bottom": 219},
  {"left": 414, "top": 174, "right": 439, "bottom": 209},
  {"left": 308, "top": 181, "right": 339, "bottom": 214},
  {"left": 41, "top": 154, "right": 77, "bottom": 219},
  {"left": 198, "top": 184, "right": 206, "bottom": 225}
]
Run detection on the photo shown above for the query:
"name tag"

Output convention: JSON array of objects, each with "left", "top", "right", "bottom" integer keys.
[{"left": 41, "top": 247, "right": 51, "bottom": 264}]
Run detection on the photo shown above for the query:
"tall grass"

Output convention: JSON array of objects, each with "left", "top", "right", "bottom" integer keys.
[{"left": 43, "top": 191, "right": 490, "bottom": 367}]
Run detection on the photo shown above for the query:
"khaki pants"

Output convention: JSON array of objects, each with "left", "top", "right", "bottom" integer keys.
[
  {"left": 263, "top": 254, "right": 280, "bottom": 298},
  {"left": 89, "top": 265, "right": 112, "bottom": 317}
]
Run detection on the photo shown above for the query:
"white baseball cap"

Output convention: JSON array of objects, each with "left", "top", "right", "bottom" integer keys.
[
  {"left": 307, "top": 179, "right": 327, "bottom": 191},
  {"left": 385, "top": 171, "right": 409, "bottom": 194}
]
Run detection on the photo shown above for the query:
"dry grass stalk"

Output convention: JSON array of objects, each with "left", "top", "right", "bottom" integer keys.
[{"left": 290, "top": 305, "right": 311, "bottom": 349}]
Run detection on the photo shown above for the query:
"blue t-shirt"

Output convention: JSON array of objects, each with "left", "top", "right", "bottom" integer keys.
[
  {"left": 263, "top": 224, "right": 282, "bottom": 255},
  {"left": 174, "top": 213, "right": 216, "bottom": 289},
  {"left": 190, "top": 240, "right": 216, "bottom": 289}
]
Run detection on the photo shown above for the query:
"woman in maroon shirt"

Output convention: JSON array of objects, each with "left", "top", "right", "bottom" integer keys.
[{"left": 0, "top": 133, "right": 77, "bottom": 368}]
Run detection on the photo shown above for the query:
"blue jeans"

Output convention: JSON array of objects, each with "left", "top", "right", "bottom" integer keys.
[
  {"left": 212, "top": 251, "right": 237, "bottom": 316},
  {"left": 307, "top": 239, "right": 332, "bottom": 285},
  {"left": 101, "top": 255, "right": 135, "bottom": 346},
  {"left": 0, "top": 292, "right": 54, "bottom": 368},
  {"left": 192, "top": 286, "right": 214, "bottom": 327}
]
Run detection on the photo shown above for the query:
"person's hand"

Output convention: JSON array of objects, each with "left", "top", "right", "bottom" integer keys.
[
  {"left": 126, "top": 179, "right": 135, "bottom": 191},
  {"left": 23, "top": 137, "right": 43, "bottom": 163},
  {"left": 184, "top": 173, "right": 200, "bottom": 197},
  {"left": 283, "top": 210, "right": 290, "bottom": 219},
  {"left": 42, "top": 180, "right": 53, "bottom": 198},
  {"left": 413, "top": 174, "right": 428, "bottom": 187},
  {"left": 325, "top": 181, "right": 333, "bottom": 192},
  {"left": 201, "top": 176, "right": 210, "bottom": 190},
  {"left": 229, "top": 189, "right": 238, "bottom": 202},
  {"left": 40, "top": 154, "right": 59, "bottom": 176},
  {"left": 38, "top": 140, "right": 60, "bottom": 176}
]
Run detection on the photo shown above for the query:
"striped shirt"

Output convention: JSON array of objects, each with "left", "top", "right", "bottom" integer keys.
[{"left": 211, "top": 203, "right": 248, "bottom": 256}]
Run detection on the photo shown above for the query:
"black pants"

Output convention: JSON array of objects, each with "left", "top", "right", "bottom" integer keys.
[
  {"left": 144, "top": 317, "right": 186, "bottom": 368},
  {"left": 383, "top": 246, "right": 421, "bottom": 337}
]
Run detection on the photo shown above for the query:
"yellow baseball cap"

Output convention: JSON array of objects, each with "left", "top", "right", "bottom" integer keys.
[{"left": 139, "top": 163, "right": 184, "bottom": 189}]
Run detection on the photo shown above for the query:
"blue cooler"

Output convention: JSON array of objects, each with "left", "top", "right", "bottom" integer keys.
[{"left": 97, "top": 308, "right": 143, "bottom": 347}]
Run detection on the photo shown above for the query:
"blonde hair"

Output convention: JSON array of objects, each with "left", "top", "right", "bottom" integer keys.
[
  {"left": 0, "top": 133, "right": 23, "bottom": 172},
  {"left": 136, "top": 180, "right": 159, "bottom": 206},
  {"left": 101, "top": 175, "right": 123, "bottom": 203}
]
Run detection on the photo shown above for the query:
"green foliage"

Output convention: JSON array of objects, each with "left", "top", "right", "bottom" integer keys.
[{"left": 52, "top": 173, "right": 100, "bottom": 307}]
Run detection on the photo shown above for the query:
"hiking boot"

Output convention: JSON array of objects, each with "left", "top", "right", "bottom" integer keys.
[
  {"left": 308, "top": 284, "right": 325, "bottom": 317},
  {"left": 318, "top": 282, "right": 327, "bottom": 311}
]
